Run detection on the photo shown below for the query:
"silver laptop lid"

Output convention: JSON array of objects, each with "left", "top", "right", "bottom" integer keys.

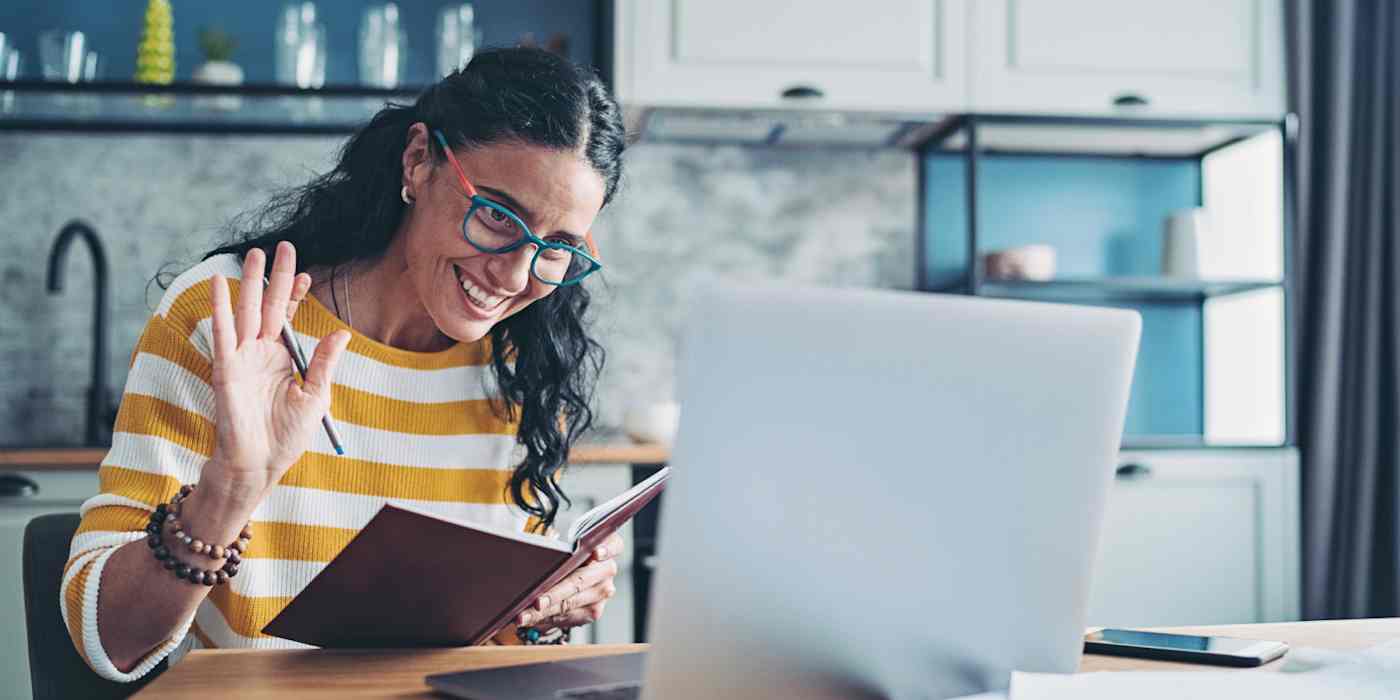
[{"left": 642, "top": 285, "right": 1140, "bottom": 699}]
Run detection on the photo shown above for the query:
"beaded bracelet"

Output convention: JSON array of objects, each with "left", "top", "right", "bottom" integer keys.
[
  {"left": 516, "top": 626, "right": 570, "bottom": 645},
  {"left": 143, "top": 484, "right": 251, "bottom": 586}
]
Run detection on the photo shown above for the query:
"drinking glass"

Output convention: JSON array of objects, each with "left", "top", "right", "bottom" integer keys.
[
  {"left": 39, "top": 30, "right": 88, "bottom": 83},
  {"left": 0, "top": 32, "right": 17, "bottom": 77},
  {"left": 294, "top": 23, "right": 327, "bottom": 89},
  {"left": 0, "top": 34, "right": 21, "bottom": 112},
  {"left": 437, "top": 4, "right": 480, "bottom": 78},
  {"left": 81, "top": 51, "right": 101, "bottom": 81},
  {"left": 360, "top": 3, "right": 406, "bottom": 88},
  {"left": 276, "top": 2, "right": 321, "bottom": 85}
]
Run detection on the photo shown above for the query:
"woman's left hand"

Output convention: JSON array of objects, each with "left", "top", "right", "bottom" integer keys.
[{"left": 518, "top": 531, "right": 624, "bottom": 632}]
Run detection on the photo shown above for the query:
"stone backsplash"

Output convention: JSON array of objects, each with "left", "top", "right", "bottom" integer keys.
[{"left": 0, "top": 133, "right": 913, "bottom": 445}]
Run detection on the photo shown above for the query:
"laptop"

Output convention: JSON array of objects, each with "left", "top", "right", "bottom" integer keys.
[{"left": 427, "top": 285, "right": 1140, "bottom": 700}]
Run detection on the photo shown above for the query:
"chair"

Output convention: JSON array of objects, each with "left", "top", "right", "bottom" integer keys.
[{"left": 23, "top": 513, "right": 166, "bottom": 700}]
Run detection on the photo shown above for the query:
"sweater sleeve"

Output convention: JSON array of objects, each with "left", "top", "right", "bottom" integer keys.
[{"left": 61, "top": 274, "right": 223, "bottom": 681}]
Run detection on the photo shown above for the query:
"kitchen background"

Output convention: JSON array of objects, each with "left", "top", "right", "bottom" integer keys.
[
  {"left": 0, "top": 135, "right": 913, "bottom": 445},
  {"left": 12, "top": 0, "right": 1400, "bottom": 697}
]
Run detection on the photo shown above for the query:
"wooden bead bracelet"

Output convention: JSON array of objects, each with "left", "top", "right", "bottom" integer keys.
[{"left": 143, "top": 484, "right": 251, "bottom": 586}]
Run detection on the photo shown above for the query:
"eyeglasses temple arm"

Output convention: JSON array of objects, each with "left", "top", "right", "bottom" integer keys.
[
  {"left": 584, "top": 231, "right": 601, "bottom": 260},
  {"left": 432, "top": 130, "right": 478, "bottom": 197}
]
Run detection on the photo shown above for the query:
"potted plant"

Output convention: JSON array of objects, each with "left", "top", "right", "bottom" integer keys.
[{"left": 193, "top": 27, "right": 242, "bottom": 109}]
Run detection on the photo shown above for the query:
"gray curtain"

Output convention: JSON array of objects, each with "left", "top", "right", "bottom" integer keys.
[{"left": 1288, "top": 0, "right": 1400, "bottom": 619}]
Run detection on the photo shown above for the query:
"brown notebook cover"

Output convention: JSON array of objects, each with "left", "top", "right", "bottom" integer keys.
[{"left": 262, "top": 468, "right": 668, "bottom": 648}]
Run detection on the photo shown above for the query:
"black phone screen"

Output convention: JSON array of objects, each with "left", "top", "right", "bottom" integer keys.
[{"left": 1086, "top": 628, "right": 1264, "bottom": 655}]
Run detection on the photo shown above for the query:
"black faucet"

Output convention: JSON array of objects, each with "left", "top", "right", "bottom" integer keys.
[{"left": 46, "top": 219, "right": 113, "bottom": 447}]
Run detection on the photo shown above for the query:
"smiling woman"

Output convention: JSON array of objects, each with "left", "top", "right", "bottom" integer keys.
[{"left": 58, "top": 47, "right": 628, "bottom": 683}]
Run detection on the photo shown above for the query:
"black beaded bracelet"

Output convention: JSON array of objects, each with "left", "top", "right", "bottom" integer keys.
[{"left": 145, "top": 486, "right": 246, "bottom": 586}]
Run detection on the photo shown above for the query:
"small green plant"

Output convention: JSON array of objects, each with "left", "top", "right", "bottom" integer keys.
[{"left": 198, "top": 27, "right": 237, "bottom": 63}]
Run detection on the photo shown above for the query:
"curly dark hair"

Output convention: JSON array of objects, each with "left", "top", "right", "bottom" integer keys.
[{"left": 204, "top": 48, "right": 625, "bottom": 531}]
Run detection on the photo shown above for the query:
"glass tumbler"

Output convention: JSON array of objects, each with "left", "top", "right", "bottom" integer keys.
[
  {"left": 295, "top": 23, "right": 327, "bottom": 89},
  {"left": 39, "top": 30, "right": 88, "bottom": 83},
  {"left": 0, "top": 34, "right": 21, "bottom": 112},
  {"left": 437, "top": 4, "right": 480, "bottom": 78},
  {"left": 360, "top": 3, "right": 406, "bottom": 88},
  {"left": 276, "top": 2, "right": 319, "bottom": 85}
]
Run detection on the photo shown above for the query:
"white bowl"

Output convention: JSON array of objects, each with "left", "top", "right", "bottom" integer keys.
[
  {"left": 984, "top": 244, "right": 1057, "bottom": 281},
  {"left": 623, "top": 401, "right": 681, "bottom": 445}
]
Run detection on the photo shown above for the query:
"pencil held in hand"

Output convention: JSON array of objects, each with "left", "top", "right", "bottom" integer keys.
[
  {"left": 277, "top": 324, "right": 346, "bottom": 455},
  {"left": 265, "top": 272, "right": 346, "bottom": 456}
]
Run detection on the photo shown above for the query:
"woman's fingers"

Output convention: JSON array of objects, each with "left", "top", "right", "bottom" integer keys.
[
  {"left": 536, "top": 608, "right": 595, "bottom": 631},
  {"left": 303, "top": 330, "right": 351, "bottom": 397},
  {"left": 542, "top": 558, "right": 618, "bottom": 609},
  {"left": 236, "top": 249, "right": 265, "bottom": 344},
  {"left": 284, "top": 273, "right": 312, "bottom": 325},
  {"left": 531, "top": 589, "right": 614, "bottom": 630},
  {"left": 522, "top": 558, "right": 618, "bottom": 625},
  {"left": 209, "top": 274, "right": 236, "bottom": 361},
  {"left": 260, "top": 242, "right": 297, "bottom": 339},
  {"left": 592, "top": 532, "right": 624, "bottom": 562}
]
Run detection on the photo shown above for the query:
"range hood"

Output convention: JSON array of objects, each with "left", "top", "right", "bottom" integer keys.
[{"left": 625, "top": 106, "right": 950, "bottom": 149}]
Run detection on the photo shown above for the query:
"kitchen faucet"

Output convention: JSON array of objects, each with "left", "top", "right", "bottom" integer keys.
[{"left": 46, "top": 219, "right": 113, "bottom": 446}]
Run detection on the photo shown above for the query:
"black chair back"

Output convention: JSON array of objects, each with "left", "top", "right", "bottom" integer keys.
[{"left": 23, "top": 513, "right": 165, "bottom": 700}]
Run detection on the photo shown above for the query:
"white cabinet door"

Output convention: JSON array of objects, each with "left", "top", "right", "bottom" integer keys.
[
  {"left": 1087, "top": 448, "right": 1299, "bottom": 628},
  {"left": 552, "top": 465, "right": 635, "bottom": 644},
  {"left": 615, "top": 0, "right": 968, "bottom": 111},
  {"left": 969, "top": 0, "right": 1284, "bottom": 116}
]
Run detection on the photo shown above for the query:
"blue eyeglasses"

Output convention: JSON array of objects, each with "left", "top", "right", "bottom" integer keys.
[{"left": 432, "top": 130, "right": 602, "bottom": 286}]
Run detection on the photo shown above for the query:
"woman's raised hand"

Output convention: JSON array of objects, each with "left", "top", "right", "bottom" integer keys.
[{"left": 203, "top": 242, "right": 351, "bottom": 506}]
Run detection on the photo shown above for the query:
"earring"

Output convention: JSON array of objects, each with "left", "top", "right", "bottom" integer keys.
[{"left": 401, "top": 186, "right": 414, "bottom": 205}]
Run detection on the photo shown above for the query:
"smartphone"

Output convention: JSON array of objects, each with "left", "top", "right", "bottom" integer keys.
[{"left": 1083, "top": 628, "right": 1289, "bottom": 667}]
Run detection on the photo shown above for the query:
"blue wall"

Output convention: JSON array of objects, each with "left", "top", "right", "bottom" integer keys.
[
  {"left": 922, "top": 152, "right": 1204, "bottom": 438},
  {"left": 0, "top": 1, "right": 597, "bottom": 85}
]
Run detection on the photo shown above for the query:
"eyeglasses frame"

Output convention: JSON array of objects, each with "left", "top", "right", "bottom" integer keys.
[{"left": 431, "top": 129, "right": 602, "bottom": 286}]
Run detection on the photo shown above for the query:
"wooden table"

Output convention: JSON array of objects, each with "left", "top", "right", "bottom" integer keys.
[{"left": 136, "top": 619, "right": 1399, "bottom": 698}]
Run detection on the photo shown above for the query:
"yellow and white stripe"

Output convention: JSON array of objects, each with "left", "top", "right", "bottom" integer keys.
[{"left": 62, "top": 254, "right": 527, "bottom": 681}]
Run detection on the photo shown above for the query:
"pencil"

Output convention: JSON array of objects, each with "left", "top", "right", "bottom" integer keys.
[{"left": 266, "top": 277, "right": 346, "bottom": 455}]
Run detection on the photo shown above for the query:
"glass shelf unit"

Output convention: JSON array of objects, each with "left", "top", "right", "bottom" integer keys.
[
  {"left": 917, "top": 114, "right": 1297, "bottom": 448},
  {"left": 0, "top": 81, "right": 425, "bottom": 134}
]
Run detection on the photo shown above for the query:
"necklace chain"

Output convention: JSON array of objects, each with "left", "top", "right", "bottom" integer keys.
[{"left": 342, "top": 267, "right": 354, "bottom": 330}]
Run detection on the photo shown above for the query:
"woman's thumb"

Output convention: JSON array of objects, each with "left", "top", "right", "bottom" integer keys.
[{"left": 303, "top": 330, "right": 351, "bottom": 396}]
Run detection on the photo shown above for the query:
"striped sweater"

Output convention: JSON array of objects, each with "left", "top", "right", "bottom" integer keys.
[{"left": 63, "top": 254, "right": 533, "bottom": 681}]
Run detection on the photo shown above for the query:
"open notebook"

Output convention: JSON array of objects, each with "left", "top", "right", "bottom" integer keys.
[{"left": 262, "top": 467, "right": 669, "bottom": 648}]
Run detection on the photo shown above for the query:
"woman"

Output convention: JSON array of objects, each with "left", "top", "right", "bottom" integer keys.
[{"left": 61, "top": 47, "right": 627, "bottom": 681}]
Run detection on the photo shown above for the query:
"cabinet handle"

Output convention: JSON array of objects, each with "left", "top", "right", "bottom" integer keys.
[
  {"left": 780, "top": 84, "right": 825, "bottom": 100},
  {"left": 1115, "top": 463, "right": 1152, "bottom": 479},
  {"left": 1112, "top": 93, "right": 1150, "bottom": 108},
  {"left": 0, "top": 473, "right": 40, "bottom": 497}
]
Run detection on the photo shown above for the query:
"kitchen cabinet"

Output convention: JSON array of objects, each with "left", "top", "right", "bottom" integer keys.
[
  {"left": 613, "top": 0, "right": 969, "bottom": 111},
  {"left": 1087, "top": 448, "right": 1299, "bottom": 627},
  {"left": 614, "top": 0, "right": 1283, "bottom": 119},
  {"left": 0, "top": 469, "right": 100, "bottom": 700},
  {"left": 968, "top": 0, "right": 1285, "bottom": 116}
]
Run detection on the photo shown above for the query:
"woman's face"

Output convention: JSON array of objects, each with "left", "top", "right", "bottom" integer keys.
[{"left": 399, "top": 123, "right": 606, "bottom": 343}]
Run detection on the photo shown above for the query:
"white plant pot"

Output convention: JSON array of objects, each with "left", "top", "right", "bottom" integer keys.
[{"left": 192, "top": 60, "right": 244, "bottom": 110}]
